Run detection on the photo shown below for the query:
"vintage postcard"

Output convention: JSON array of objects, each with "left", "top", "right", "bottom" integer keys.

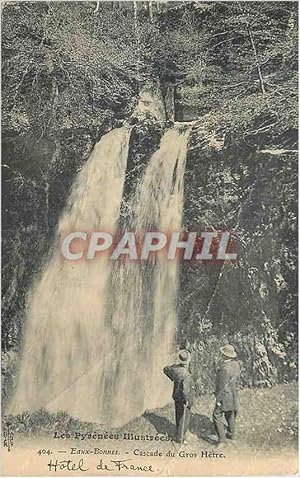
[{"left": 1, "top": 0, "right": 298, "bottom": 476}]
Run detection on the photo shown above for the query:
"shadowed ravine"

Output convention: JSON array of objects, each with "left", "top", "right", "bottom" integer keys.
[{"left": 8, "top": 125, "right": 191, "bottom": 427}]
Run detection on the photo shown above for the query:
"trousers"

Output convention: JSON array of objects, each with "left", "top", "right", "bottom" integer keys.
[
  {"left": 213, "top": 404, "right": 237, "bottom": 442},
  {"left": 174, "top": 400, "right": 191, "bottom": 443}
]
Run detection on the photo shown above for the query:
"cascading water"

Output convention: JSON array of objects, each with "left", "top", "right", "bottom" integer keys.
[
  {"left": 8, "top": 126, "right": 131, "bottom": 422},
  {"left": 104, "top": 127, "right": 190, "bottom": 426},
  {"left": 8, "top": 124, "right": 191, "bottom": 427}
]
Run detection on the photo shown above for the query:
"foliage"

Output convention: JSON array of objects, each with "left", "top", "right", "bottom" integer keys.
[
  {"left": 4, "top": 408, "right": 98, "bottom": 436},
  {"left": 2, "top": 2, "right": 138, "bottom": 138},
  {"left": 2, "top": 2, "right": 298, "bottom": 143},
  {"left": 157, "top": 1, "right": 298, "bottom": 147}
]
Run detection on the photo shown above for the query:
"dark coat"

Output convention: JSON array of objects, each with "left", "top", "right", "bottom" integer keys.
[
  {"left": 215, "top": 359, "right": 241, "bottom": 411},
  {"left": 163, "top": 363, "right": 195, "bottom": 405}
]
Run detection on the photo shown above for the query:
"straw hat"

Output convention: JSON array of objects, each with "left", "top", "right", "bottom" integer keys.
[
  {"left": 178, "top": 349, "right": 191, "bottom": 364},
  {"left": 220, "top": 344, "right": 237, "bottom": 359}
]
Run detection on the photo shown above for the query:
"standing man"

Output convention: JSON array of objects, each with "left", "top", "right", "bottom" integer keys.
[
  {"left": 213, "top": 344, "right": 241, "bottom": 446},
  {"left": 163, "top": 349, "right": 195, "bottom": 444}
]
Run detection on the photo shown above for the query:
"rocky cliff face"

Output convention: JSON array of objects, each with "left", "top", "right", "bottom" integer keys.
[{"left": 180, "top": 128, "right": 297, "bottom": 392}]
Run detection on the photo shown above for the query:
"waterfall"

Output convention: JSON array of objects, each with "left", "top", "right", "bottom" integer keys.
[
  {"left": 103, "top": 127, "right": 190, "bottom": 426},
  {"left": 8, "top": 126, "right": 131, "bottom": 422},
  {"left": 8, "top": 125, "right": 190, "bottom": 427}
]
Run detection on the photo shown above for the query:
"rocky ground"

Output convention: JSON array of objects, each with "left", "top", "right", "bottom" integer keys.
[
  {"left": 5, "top": 383, "right": 297, "bottom": 452},
  {"left": 119, "top": 382, "right": 298, "bottom": 452},
  {"left": 2, "top": 383, "right": 298, "bottom": 476}
]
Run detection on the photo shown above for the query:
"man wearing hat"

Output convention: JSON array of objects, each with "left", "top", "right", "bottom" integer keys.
[
  {"left": 213, "top": 344, "right": 241, "bottom": 445},
  {"left": 163, "top": 349, "right": 195, "bottom": 444}
]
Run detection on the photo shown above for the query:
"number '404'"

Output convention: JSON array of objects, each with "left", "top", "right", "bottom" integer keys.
[{"left": 37, "top": 449, "right": 52, "bottom": 455}]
